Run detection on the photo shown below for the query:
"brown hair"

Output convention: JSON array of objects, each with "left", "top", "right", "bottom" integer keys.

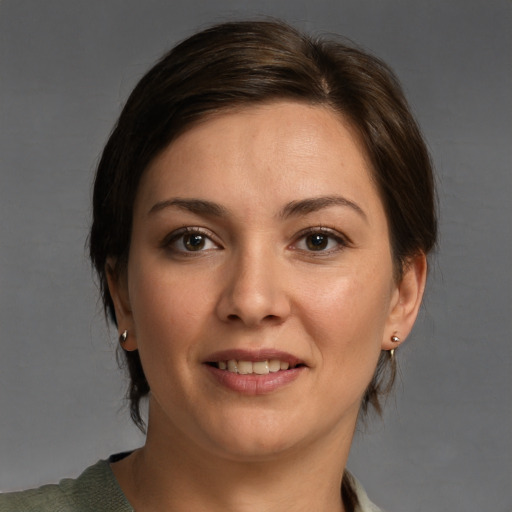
[{"left": 89, "top": 20, "right": 436, "bottom": 507}]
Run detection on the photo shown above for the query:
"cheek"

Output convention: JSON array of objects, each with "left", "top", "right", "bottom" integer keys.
[
  {"left": 296, "top": 263, "right": 393, "bottom": 368},
  {"left": 127, "top": 257, "right": 211, "bottom": 360},
  {"left": 125, "top": 259, "right": 219, "bottom": 416}
]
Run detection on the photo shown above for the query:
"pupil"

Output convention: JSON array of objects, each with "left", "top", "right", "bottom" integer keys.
[
  {"left": 185, "top": 234, "right": 205, "bottom": 250},
  {"left": 307, "top": 234, "right": 328, "bottom": 250}
]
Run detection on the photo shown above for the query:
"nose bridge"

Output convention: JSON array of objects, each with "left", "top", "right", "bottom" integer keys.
[{"left": 216, "top": 236, "right": 289, "bottom": 326}]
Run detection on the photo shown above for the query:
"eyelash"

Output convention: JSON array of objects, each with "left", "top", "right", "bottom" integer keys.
[
  {"left": 292, "top": 227, "right": 350, "bottom": 254},
  {"left": 161, "top": 227, "right": 221, "bottom": 255},
  {"left": 161, "top": 226, "right": 350, "bottom": 255}
]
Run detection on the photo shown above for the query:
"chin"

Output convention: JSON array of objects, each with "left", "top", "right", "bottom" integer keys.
[
  {"left": 210, "top": 433, "right": 299, "bottom": 463},
  {"left": 195, "top": 410, "right": 325, "bottom": 463}
]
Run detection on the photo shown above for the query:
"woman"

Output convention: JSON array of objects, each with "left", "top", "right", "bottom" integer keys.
[{"left": 0, "top": 20, "right": 436, "bottom": 512}]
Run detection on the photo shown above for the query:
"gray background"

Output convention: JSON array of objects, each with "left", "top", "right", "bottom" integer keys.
[{"left": 1, "top": 1, "right": 510, "bottom": 510}]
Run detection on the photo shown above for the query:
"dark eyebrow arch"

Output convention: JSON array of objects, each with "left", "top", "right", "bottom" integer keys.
[
  {"left": 280, "top": 195, "right": 367, "bottom": 221},
  {"left": 148, "top": 198, "right": 229, "bottom": 217}
]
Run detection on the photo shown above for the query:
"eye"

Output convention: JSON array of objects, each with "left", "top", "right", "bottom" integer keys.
[
  {"left": 163, "top": 228, "right": 220, "bottom": 253},
  {"left": 294, "top": 229, "right": 348, "bottom": 253}
]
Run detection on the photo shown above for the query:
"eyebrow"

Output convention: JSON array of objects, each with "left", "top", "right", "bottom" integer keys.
[
  {"left": 148, "top": 195, "right": 367, "bottom": 221},
  {"left": 280, "top": 195, "right": 367, "bottom": 221},
  {"left": 148, "top": 198, "right": 229, "bottom": 217}
]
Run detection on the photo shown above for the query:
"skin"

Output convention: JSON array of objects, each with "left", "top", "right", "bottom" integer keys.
[{"left": 107, "top": 101, "right": 427, "bottom": 512}]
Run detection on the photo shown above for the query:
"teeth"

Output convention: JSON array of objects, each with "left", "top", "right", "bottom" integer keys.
[
  {"left": 253, "top": 361, "right": 269, "bottom": 375},
  {"left": 237, "top": 361, "right": 253, "bottom": 374},
  {"left": 268, "top": 359, "right": 281, "bottom": 372},
  {"left": 216, "top": 359, "right": 295, "bottom": 374}
]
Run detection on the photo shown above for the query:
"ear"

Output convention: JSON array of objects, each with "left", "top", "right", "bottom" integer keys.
[
  {"left": 106, "top": 258, "right": 138, "bottom": 351},
  {"left": 382, "top": 253, "right": 428, "bottom": 351}
]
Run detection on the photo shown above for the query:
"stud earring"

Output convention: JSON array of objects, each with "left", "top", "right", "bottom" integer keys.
[
  {"left": 119, "top": 330, "right": 128, "bottom": 344},
  {"left": 390, "top": 334, "right": 400, "bottom": 358}
]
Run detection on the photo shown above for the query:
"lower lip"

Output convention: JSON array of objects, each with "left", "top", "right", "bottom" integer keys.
[{"left": 204, "top": 365, "right": 305, "bottom": 395}]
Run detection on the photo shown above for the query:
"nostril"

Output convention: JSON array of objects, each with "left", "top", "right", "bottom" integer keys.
[{"left": 225, "top": 313, "right": 281, "bottom": 325}]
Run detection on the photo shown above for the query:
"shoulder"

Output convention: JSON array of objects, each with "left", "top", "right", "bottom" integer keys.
[
  {"left": 0, "top": 459, "right": 133, "bottom": 512},
  {"left": 349, "top": 472, "right": 385, "bottom": 512}
]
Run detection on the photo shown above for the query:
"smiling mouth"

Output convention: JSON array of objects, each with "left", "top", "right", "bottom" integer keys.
[{"left": 208, "top": 359, "right": 302, "bottom": 375}]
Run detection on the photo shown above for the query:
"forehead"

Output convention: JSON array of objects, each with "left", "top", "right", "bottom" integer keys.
[{"left": 135, "top": 101, "right": 381, "bottom": 218}]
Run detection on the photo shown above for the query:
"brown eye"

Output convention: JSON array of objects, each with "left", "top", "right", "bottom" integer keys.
[
  {"left": 163, "top": 228, "right": 220, "bottom": 254},
  {"left": 306, "top": 233, "right": 329, "bottom": 251},
  {"left": 183, "top": 233, "right": 206, "bottom": 251},
  {"left": 293, "top": 228, "right": 348, "bottom": 254}
]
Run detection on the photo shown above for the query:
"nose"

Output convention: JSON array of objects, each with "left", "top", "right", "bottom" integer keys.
[{"left": 215, "top": 244, "right": 291, "bottom": 327}]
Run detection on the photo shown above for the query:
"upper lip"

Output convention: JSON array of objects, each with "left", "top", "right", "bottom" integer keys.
[{"left": 204, "top": 348, "right": 305, "bottom": 367}]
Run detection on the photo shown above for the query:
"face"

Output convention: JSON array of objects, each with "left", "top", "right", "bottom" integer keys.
[{"left": 110, "top": 101, "right": 423, "bottom": 462}]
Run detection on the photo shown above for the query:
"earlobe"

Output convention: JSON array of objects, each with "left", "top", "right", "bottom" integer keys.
[
  {"left": 106, "top": 258, "right": 138, "bottom": 351},
  {"left": 382, "top": 253, "right": 428, "bottom": 351}
]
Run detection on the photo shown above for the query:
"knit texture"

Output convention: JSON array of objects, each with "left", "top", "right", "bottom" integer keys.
[
  {"left": 0, "top": 460, "right": 133, "bottom": 512},
  {"left": 0, "top": 460, "right": 382, "bottom": 512}
]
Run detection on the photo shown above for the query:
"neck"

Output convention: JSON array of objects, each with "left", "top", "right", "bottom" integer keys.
[{"left": 112, "top": 400, "right": 357, "bottom": 512}]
